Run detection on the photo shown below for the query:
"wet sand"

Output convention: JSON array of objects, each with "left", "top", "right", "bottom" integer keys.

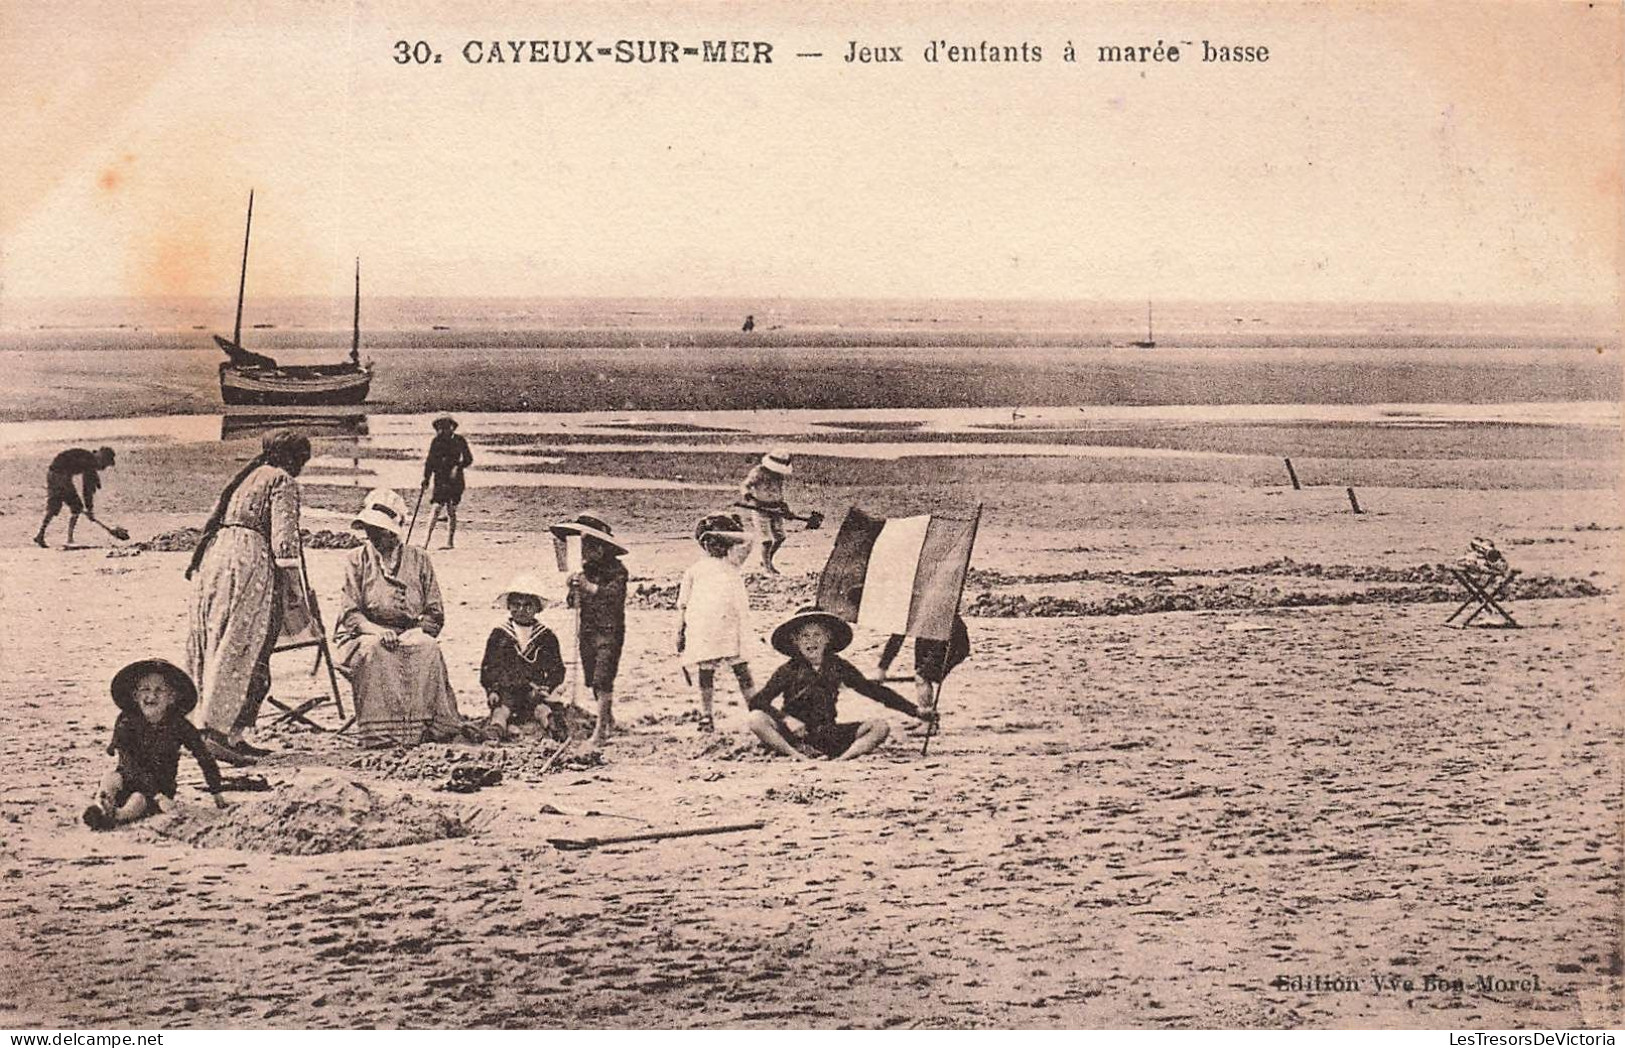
[{"left": 0, "top": 402, "right": 1619, "bottom": 1028}]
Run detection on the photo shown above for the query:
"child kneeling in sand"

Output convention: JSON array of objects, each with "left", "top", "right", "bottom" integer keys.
[
  {"left": 84, "top": 659, "right": 225, "bottom": 830},
  {"left": 481, "top": 574, "right": 567, "bottom": 742},
  {"left": 747, "top": 607, "right": 933, "bottom": 761},
  {"left": 677, "top": 513, "right": 755, "bottom": 733}
]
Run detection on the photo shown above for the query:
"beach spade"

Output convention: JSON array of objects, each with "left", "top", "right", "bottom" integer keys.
[{"left": 88, "top": 517, "right": 132, "bottom": 542}]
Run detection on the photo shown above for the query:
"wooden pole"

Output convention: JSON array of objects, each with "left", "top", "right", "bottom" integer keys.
[
  {"left": 548, "top": 820, "right": 766, "bottom": 852},
  {"left": 1346, "top": 487, "right": 1363, "bottom": 514},
  {"left": 1283, "top": 457, "right": 1301, "bottom": 490},
  {"left": 232, "top": 190, "right": 254, "bottom": 346},
  {"left": 351, "top": 257, "right": 361, "bottom": 364}
]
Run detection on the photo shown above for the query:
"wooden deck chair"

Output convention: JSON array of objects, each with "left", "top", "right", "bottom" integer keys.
[
  {"left": 265, "top": 546, "right": 349, "bottom": 729},
  {"left": 1445, "top": 567, "right": 1520, "bottom": 629}
]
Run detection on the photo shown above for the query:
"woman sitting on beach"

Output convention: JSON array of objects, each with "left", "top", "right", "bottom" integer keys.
[
  {"left": 185, "top": 429, "right": 312, "bottom": 765},
  {"left": 333, "top": 488, "right": 467, "bottom": 748}
]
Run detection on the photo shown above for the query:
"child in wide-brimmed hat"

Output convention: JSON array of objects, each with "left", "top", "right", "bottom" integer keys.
[
  {"left": 550, "top": 513, "right": 629, "bottom": 748},
  {"left": 83, "top": 659, "right": 225, "bottom": 831},
  {"left": 739, "top": 449, "right": 794, "bottom": 574},
  {"left": 422, "top": 415, "right": 473, "bottom": 550},
  {"left": 677, "top": 513, "right": 756, "bottom": 733},
  {"left": 480, "top": 574, "right": 567, "bottom": 742},
  {"left": 746, "top": 607, "right": 932, "bottom": 761}
]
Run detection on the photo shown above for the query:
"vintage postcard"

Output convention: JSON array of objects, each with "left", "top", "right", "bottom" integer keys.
[{"left": 0, "top": 0, "right": 1620, "bottom": 1031}]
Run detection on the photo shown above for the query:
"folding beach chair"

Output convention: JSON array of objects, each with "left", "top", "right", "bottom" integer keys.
[
  {"left": 265, "top": 546, "right": 350, "bottom": 729},
  {"left": 1445, "top": 566, "right": 1520, "bottom": 629}
]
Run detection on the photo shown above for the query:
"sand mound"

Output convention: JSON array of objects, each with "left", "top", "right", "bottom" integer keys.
[
  {"left": 155, "top": 776, "right": 471, "bottom": 855},
  {"left": 131, "top": 527, "right": 360, "bottom": 553},
  {"left": 965, "top": 560, "right": 1606, "bottom": 618},
  {"left": 349, "top": 742, "right": 605, "bottom": 783}
]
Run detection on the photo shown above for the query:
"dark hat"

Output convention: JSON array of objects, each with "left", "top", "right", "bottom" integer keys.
[
  {"left": 433, "top": 415, "right": 459, "bottom": 432},
  {"left": 111, "top": 659, "right": 198, "bottom": 716},
  {"left": 694, "top": 512, "right": 749, "bottom": 547},
  {"left": 549, "top": 513, "right": 628, "bottom": 555},
  {"left": 96, "top": 446, "right": 116, "bottom": 465},
  {"left": 771, "top": 606, "right": 854, "bottom": 658}
]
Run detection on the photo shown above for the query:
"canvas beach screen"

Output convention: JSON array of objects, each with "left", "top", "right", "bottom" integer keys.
[{"left": 817, "top": 506, "right": 981, "bottom": 642}]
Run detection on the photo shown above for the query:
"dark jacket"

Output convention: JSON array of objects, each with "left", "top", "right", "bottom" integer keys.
[
  {"left": 571, "top": 558, "right": 628, "bottom": 635},
  {"left": 108, "top": 711, "right": 223, "bottom": 798},
  {"left": 749, "top": 653, "right": 922, "bottom": 729},
  {"left": 480, "top": 623, "right": 566, "bottom": 703}
]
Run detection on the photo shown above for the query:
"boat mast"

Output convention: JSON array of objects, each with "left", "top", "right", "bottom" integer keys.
[
  {"left": 233, "top": 190, "right": 254, "bottom": 346},
  {"left": 1146, "top": 300, "right": 1154, "bottom": 343},
  {"left": 351, "top": 258, "right": 361, "bottom": 364}
]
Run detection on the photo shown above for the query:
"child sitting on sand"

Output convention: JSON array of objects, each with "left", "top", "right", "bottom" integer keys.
[
  {"left": 552, "top": 514, "right": 630, "bottom": 749},
  {"left": 747, "top": 607, "right": 933, "bottom": 761},
  {"left": 481, "top": 574, "right": 567, "bottom": 742},
  {"left": 84, "top": 659, "right": 225, "bottom": 831},
  {"left": 676, "top": 513, "right": 755, "bottom": 733}
]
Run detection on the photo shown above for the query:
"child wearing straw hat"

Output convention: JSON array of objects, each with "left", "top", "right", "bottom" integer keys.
[
  {"left": 83, "top": 659, "right": 225, "bottom": 831},
  {"left": 677, "top": 513, "right": 756, "bottom": 733},
  {"left": 739, "top": 449, "right": 793, "bottom": 574},
  {"left": 551, "top": 513, "right": 630, "bottom": 748},
  {"left": 480, "top": 574, "right": 567, "bottom": 742},
  {"left": 421, "top": 416, "right": 473, "bottom": 550},
  {"left": 746, "top": 607, "right": 933, "bottom": 761}
]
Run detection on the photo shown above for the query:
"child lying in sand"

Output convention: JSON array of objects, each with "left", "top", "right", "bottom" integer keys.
[
  {"left": 746, "top": 607, "right": 933, "bottom": 761},
  {"left": 84, "top": 659, "right": 225, "bottom": 831},
  {"left": 481, "top": 575, "right": 567, "bottom": 742}
]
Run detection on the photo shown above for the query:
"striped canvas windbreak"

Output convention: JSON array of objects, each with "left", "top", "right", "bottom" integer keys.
[{"left": 817, "top": 506, "right": 980, "bottom": 642}]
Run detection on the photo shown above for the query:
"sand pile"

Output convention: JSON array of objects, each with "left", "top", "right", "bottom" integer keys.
[
  {"left": 349, "top": 743, "right": 605, "bottom": 783},
  {"left": 130, "top": 527, "right": 360, "bottom": 553},
  {"left": 156, "top": 776, "right": 470, "bottom": 855},
  {"left": 967, "top": 572, "right": 1604, "bottom": 618},
  {"left": 634, "top": 573, "right": 817, "bottom": 612}
]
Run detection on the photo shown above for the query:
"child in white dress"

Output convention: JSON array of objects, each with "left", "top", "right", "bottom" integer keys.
[{"left": 676, "top": 513, "right": 755, "bottom": 732}]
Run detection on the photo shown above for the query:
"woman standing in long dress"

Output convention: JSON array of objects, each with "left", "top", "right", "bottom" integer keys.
[
  {"left": 333, "top": 487, "right": 466, "bottom": 748},
  {"left": 185, "top": 430, "right": 312, "bottom": 765}
]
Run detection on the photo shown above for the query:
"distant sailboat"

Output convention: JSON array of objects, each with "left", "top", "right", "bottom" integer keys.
[
  {"left": 1130, "top": 301, "right": 1156, "bottom": 348},
  {"left": 215, "top": 190, "right": 374, "bottom": 406}
]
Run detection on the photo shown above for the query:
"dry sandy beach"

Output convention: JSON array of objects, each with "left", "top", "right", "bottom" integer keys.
[{"left": 0, "top": 380, "right": 1619, "bottom": 1029}]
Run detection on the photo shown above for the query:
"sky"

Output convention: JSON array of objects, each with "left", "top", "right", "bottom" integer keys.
[{"left": 1, "top": 0, "right": 1620, "bottom": 305}]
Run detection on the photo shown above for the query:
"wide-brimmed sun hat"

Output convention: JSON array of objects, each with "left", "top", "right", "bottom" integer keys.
[
  {"left": 433, "top": 415, "right": 459, "bottom": 432},
  {"left": 548, "top": 513, "right": 628, "bottom": 556},
  {"left": 495, "top": 572, "right": 554, "bottom": 609},
  {"left": 771, "top": 606, "right": 853, "bottom": 658},
  {"left": 352, "top": 487, "right": 409, "bottom": 539},
  {"left": 694, "top": 512, "right": 751, "bottom": 547},
  {"left": 760, "top": 449, "right": 793, "bottom": 475},
  {"left": 111, "top": 658, "right": 198, "bottom": 716}
]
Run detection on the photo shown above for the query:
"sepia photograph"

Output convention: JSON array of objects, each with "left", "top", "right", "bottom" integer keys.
[{"left": 0, "top": 0, "right": 1620, "bottom": 1032}]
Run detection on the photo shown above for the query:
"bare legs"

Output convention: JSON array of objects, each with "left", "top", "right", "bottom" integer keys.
[
  {"left": 745, "top": 711, "right": 891, "bottom": 760},
  {"left": 588, "top": 686, "right": 615, "bottom": 748},
  {"left": 34, "top": 509, "right": 79, "bottom": 548},
  {"left": 696, "top": 663, "right": 754, "bottom": 732}
]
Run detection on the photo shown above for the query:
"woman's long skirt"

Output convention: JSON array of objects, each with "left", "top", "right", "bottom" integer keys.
[{"left": 188, "top": 528, "right": 279, "bottom": 735}]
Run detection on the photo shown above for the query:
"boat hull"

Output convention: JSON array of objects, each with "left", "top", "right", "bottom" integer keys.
[{"left": 220, "top": 363, "right": 373, "bottom": 406}]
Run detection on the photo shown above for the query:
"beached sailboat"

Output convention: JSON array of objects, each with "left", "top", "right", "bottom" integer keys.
[
  {"left": 216, "top": 191, "right": 373, "bottom": 406},
  {"left": 1130, "top": 301, "right": 1157, "bottom": 348}
]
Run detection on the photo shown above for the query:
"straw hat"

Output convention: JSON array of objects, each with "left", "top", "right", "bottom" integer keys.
[
  {"left": 760, "top": 449, "right": 793, "bottom": 475},
  {"left": 495, "top": 573, "right": 553, "bottom": 609},
  {"left": 771, "top": 606, "right": 853, "bottom": 658},
  {"left": 433, "top": 416, "right": 459, "bottom": 432},
  {"left": 111, "top": 659, "right": 198, "bottom": 716},
  {"left": 548, "top": 513, "right": 629, "bottom": 556},
  {"left": 352, "top": 487, "right": 409, "bottom": 538}
]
